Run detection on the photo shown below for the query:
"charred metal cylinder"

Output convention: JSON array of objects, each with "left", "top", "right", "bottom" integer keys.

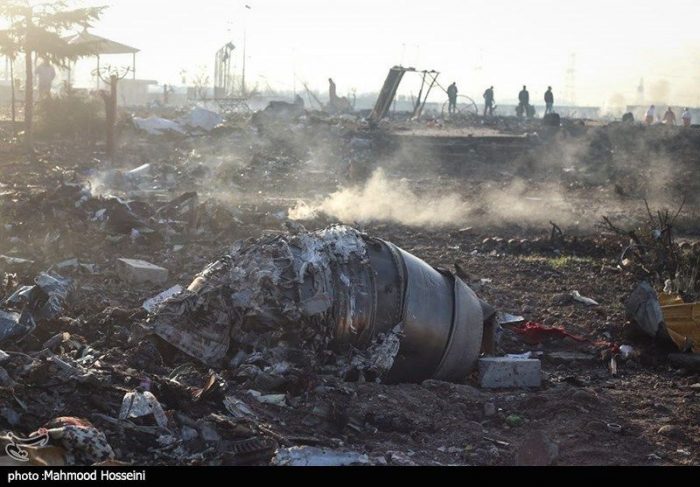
[
  {"left": 333, "top": 237, "right": 484, "bottom": 383},
  {"left": 151, "top": 226, "right": 487, "bottom": 383}
]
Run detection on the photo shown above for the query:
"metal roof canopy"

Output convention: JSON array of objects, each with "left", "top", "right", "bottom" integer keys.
[
  {"left": 64, "top": 30, "right": 139, "bottom": 55},
  {"left": 63, "top": 30, "right": 139, "bottom": 83}
]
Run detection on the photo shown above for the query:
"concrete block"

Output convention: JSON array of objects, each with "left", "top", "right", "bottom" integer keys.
[
  {"left": 478, "top": 357, "right": 541, "bottom": 389},
  {"left": 117, "top": 258, "right": 168, "bottom": 285}
]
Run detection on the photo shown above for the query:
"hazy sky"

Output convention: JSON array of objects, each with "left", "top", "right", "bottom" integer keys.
[{"left": 70, "top": 0, "right": 700, "bottom": 105}]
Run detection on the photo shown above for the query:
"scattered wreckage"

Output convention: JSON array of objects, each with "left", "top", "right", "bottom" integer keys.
[
  {"left": 1, "top": 105, "right": 700, "bottom": 466},
  {"left": 147, "top": 225, "right": 494, "bottom": 384},
  {"left": 132, "top": 106, "right": 224, "bottom": 136}
]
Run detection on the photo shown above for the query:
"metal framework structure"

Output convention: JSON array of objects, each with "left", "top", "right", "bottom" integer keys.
[
  {"left": 214, "top": 41, "right": 236, "bottom": 98},
  {"left": 63, "top": 30, "right": 139, "bottom": 85},
  {"left": 368, "top": 66, "right": 440, "bottom": 127}
]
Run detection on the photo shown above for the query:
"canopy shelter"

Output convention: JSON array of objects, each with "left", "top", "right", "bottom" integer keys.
[{"left": 63, "top": 30, "right": 139, "bottom": 85}]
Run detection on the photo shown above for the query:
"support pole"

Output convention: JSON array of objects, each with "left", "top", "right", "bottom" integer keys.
[
  {"left": 10, "top": 58, "right": 16, "bottom": 133},
  {"left": 102, "top": 74, "right": 117, "bottom": 160}
]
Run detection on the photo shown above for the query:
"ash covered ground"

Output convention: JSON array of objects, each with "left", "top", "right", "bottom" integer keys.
[{"left": 0, "top": 111, "right": 699, "bottom": 466}]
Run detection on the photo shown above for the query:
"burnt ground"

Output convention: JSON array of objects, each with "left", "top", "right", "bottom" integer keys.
[{"left": 0, "top": 114, "right": 699, "bottom": 466}]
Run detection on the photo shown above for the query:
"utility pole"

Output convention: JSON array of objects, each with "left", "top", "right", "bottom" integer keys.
[
  {"left": 10, "top": 59, "right": 15, "bottom": 131},
  {"left": 97, "top": 66, "right": 131, "bottom": 161},
  {"left": 238, "top": 3, "right": 253, "bottom": 98},
  {"left": 565, "top": 52, "right": 577, "bottom": 107},
  {"left": 241, "top": 30, "right": 246, "bottom": 97}
]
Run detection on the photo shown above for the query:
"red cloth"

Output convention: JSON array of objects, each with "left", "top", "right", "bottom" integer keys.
[
  {"left": 513, "top": 321, "right": 617, "bottom": 351},
  {"left": 513, "top": 321, "right": 588, "bottom": 344}
]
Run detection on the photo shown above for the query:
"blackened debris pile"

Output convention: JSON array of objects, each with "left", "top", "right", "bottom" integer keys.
[
  {"left": 149, "top": 225, "right": 491, "bottom": 383},
  {"left": 0, "top": 272, "right": 73, "bottom": 344}
]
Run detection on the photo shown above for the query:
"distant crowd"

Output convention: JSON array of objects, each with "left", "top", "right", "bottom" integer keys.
[
  {"left": 643, "top": 105, "right": 692, "bottom": 127},
  {"left": 446, "top": 82, "right": 693, "bottom": 125}
]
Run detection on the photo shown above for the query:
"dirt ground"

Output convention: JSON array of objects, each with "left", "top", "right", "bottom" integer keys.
[{"left": 0, "top": 113, "right": 699, "bottom": 466}]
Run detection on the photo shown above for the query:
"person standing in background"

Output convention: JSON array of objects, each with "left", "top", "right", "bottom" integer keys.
[
  {"left": 517, "top": 85, "right": 529, "bottom": 117},
  {"left": 544, "top": 86, "right": 554, "bottom": 115},
  {"left": 447, "top": 82, "right": 458, "bottom": 115},
  {"left": 36, "top": 59, "right": 56, "bottom": 99},
  {"left": 662, "top": 107, "right": 676, "bottom": 125},
  {"left": 328, "top": 78, "right": 338, "bottom": 108},
  {"left": 483, "top": 86, "right": 494, "bottom": 116},
  {"left": 682, "top": 107, "right": 692, "bottom": 127},
  {"left": 645, "top": 105, "right": 656, "bottom": 125}
]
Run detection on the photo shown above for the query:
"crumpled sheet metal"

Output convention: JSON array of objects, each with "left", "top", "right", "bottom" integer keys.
[
  {"left": 150, "top": 225, "right": 488, "bottom": 383},
  {"left": 0, "top": 272, "right": 73, "bottom": 344},
  {"left": 151, "top": 226, "right": 366, "bottom": 372},
  {"left": 0, "top": 310, "right": 24, "bottom": 344},
  {"left": 118, "top": 390, "right": 168, "bottom": 428},
  {"left": 272, "top": 446, "right": 370, "bottom": 466}
]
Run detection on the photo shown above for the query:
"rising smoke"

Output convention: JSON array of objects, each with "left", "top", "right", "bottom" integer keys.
[
  {"left": 289, "top": 168, "right": 470, "bottom": 227},
  {"left": 289, "top": 168, "right": 588, "bottom": 229}
]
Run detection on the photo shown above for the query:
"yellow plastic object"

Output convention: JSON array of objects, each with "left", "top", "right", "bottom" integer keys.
[
  {"left": 659, "top": 293, "right": 684, "bottom": 306},
  {"left": 660, "top": 294, "right": 700, "bottom": 353}
]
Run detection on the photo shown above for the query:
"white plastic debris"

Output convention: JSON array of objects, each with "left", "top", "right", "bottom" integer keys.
[
  {"left": 132, "top": 116, "right": 187, "bottom": 135},
  {"left": 663, "top": 279, "right": 674, "bottom": 294},
  {"left": 118, "top": 390, "right": 168, "bottom": 428},
  {"left": 0, "top": 255, "right": 34, "bottom": 267},
  {"left": 497, "top": 312, "right": 526, "bottom": 325},
  {"left": 619, "top": 344, "right": 634, "bottom": 359},
  {"left": 177, "top": 106, "right": 223, "bottom": 132},
  {"left": 92, "top": 208, "right": 107, "bottom": 221},
  {"left": 125, "top": 163, "right": 151, "bottom": 180},
  {"left": 571, "top": 290, "right": 599, "bottom": 306},
  {"left": 143, "top": 285, "right": 184, "bottom": 313},
  {"left": 272, "top": 446, "right": 370, "bottom": 466}
]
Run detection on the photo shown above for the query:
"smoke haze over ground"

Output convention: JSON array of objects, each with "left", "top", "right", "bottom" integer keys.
[{"left": 289, "top": 169, "right": 470, "bottom": 227}]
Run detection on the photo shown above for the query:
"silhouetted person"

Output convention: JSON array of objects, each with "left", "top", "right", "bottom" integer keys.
[
  {"left": 544, "top": 86, "right": 554, "bottom": 115},
  {"left": 328, "top": 78, "right": 337, "bottom": 107},
  {"left": 483, "top": 86, "right": 494, "bottom": 116},
  {"left": 517, "top": 85, "right": 529, "bottom": 117},
  {"left": 663, "top": 107, "right": 676, "bottom": 125},
  {"left": 645, "top": 105, "right": 655, "bottom": 125},
  {"left": 36, "top": 59, "right": 56, "bottom": 99},
  {"left": 682, "top": 107, "right": 692, "bottom": 127},
  {"left": 447, "top": 82, "right": 458, "bottom": 114}
]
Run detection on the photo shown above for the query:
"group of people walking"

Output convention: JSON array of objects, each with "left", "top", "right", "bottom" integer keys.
[
  {"left": 644, "top": 105, "right": 692, "bottom": 127},
  {"left": 446, "top": 83, "right": 556, "bottom": 118}
]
